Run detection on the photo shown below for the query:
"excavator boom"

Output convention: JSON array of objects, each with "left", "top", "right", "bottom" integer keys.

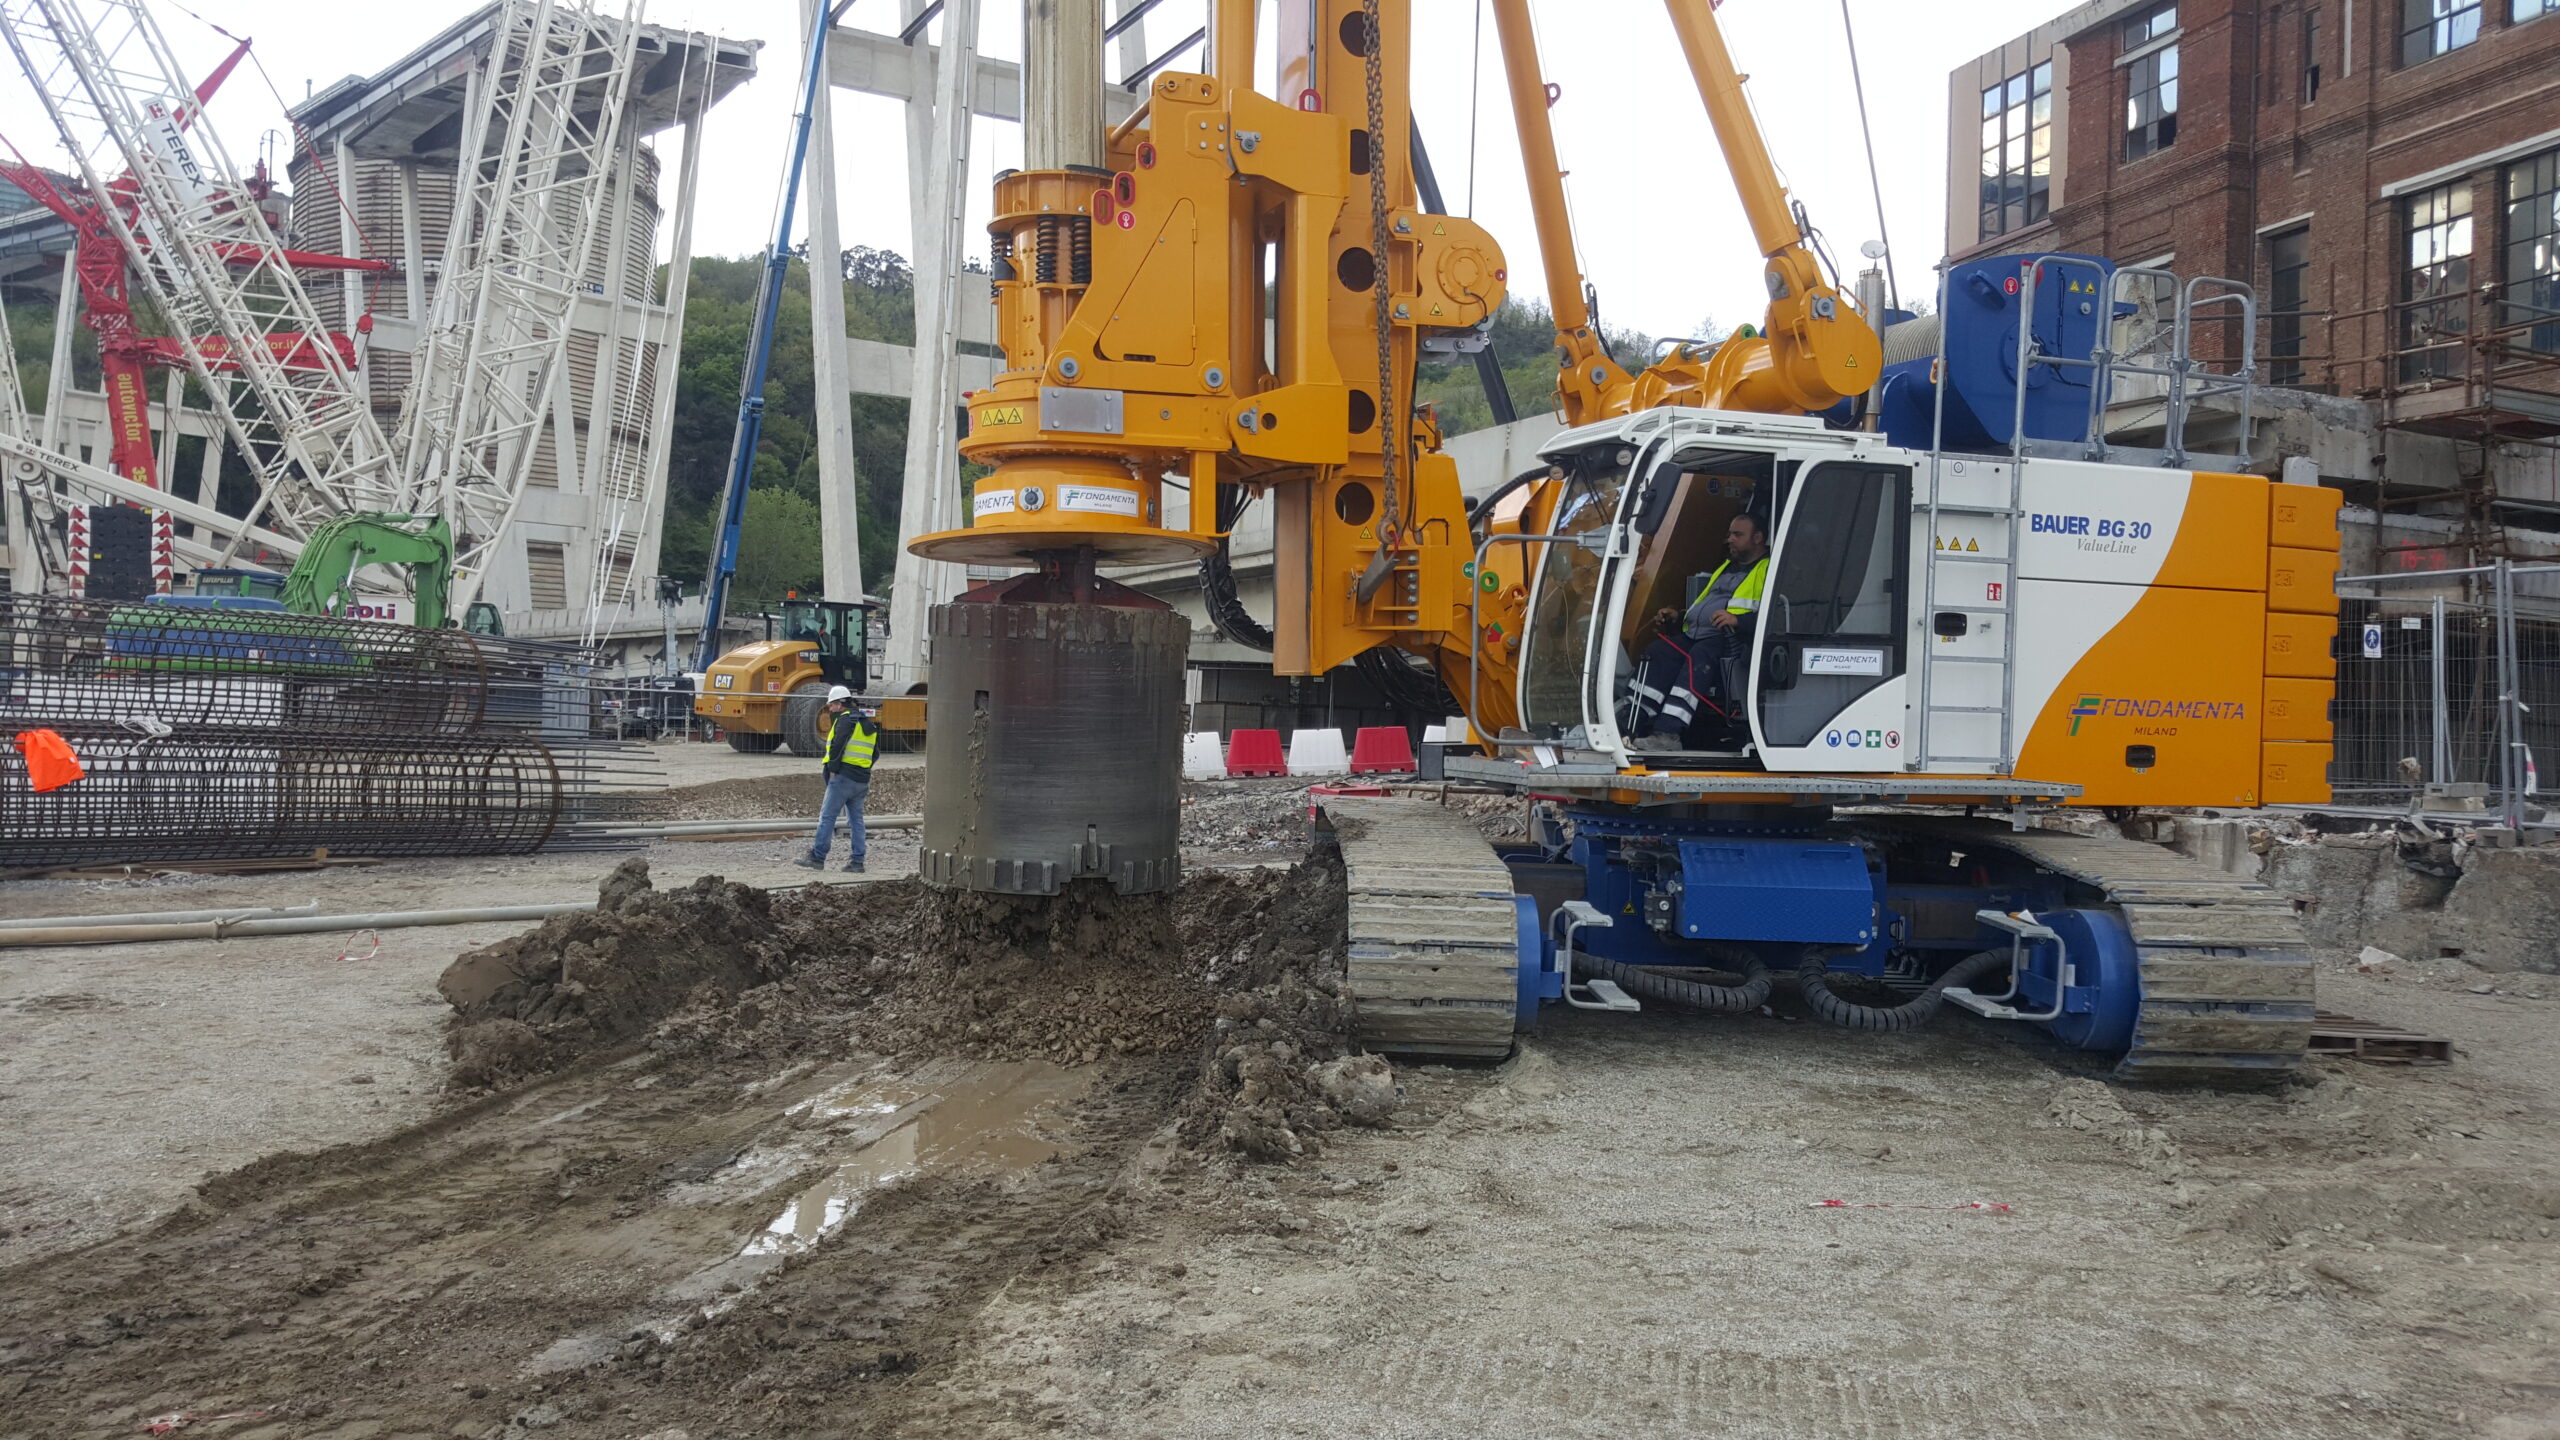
[{"left": 280, "top": 514, "right": 455, "bottom": 629}]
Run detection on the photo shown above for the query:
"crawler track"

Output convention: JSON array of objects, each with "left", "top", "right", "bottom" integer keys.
[
  {"left": 1324, "top": 796, "right": 1519, "bottom": 1058},
  {"left": 1874, "top": 816, "right": 2317, "bottom": 1080}
]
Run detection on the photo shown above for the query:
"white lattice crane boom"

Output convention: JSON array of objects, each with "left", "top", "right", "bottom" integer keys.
[
  {"left": 394, "top": 0, "right": 641, "bottom": 608},
  {"left": 0, "top": 0, "right": 399, "bottom": 542}
]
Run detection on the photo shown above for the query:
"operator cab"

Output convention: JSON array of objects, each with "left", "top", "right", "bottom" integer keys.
[
  {"left": 778, "top": 596, "right": 871, "bottom": 688},
  {"left": 1514, "top": 411, "right": 1911, "bottom": 771}
]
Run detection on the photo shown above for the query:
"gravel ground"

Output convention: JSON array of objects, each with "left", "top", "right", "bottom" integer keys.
[
  {"left": 4, "top": 788, "right": 2556, "bottom": 1438},
  {"left": 920, "top": 984, "right": 2560, "bottom": 1439}
]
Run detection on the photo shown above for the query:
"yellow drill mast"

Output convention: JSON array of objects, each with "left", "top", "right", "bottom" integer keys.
[
  {"left": 912, "top": 0, "right": 1519, "bottom": 718},
  {"left": 1486, "top": 0, "right": 1881, "bottom": 423}
]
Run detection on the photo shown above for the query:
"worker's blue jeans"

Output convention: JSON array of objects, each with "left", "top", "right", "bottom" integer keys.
[{"left": 809, "top": 772, "right": 869, "bottom": 867}]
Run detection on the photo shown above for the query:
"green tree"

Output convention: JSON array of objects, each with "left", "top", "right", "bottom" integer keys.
[
  {"left": 1412, "top": 296, "right": 1654, "bottom": 436},
  {"left": 661, "top": 251, "right": 926, "bottom": 598},
  {"left": 730, "top": 487, "right": 827, "bottom": 611}
]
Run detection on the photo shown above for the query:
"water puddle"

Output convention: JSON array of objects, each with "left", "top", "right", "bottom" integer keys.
[
  {"left": 740, "top": 1059, "right": 1094, "bottom": 1257},
  {"left": 533, "top": 1059, "right": 1102, "bottom": 1367}
]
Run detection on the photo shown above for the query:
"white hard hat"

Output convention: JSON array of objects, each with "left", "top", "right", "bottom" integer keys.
[{"left": 826, "top": 685, "right": 854, "bottom": 703}]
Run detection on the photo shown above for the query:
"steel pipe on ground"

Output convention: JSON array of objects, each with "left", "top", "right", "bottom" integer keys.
[
  {"left": 0, "top": 877, "right": 904, "bottom": 948},
  {"left": 586, "top": 814, "right": 923, "bottom": 837},
  {"left": 0, "top": 900, "right": 321, "bottom": 930}
]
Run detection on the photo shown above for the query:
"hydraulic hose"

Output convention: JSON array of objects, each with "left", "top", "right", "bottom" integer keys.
[
  {"left": 1354, "top": 645, "right": 1459, "bottom": 723},
  {"left": 1795, "top": 949, "right": 2008, "bottom": 1034},
  {"left": 1574, "top": 941, "right": 1772, "bottom": 1014},
  {"left": 1197, "top": 487, "right": 1274, "bottom": 652}
]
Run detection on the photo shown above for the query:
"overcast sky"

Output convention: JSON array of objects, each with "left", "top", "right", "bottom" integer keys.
[{"left": 9, "top": 0, "right": 2074, "bottom": 339}]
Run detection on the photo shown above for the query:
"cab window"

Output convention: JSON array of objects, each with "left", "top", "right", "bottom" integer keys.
[{"left": 1756, "top": 464, "right": 1910, "bottom": 748}]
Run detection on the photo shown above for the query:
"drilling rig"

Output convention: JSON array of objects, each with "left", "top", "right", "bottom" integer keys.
[
  {"left": 918, "top": 0, "right": 2338, "bottom": 1081},
  {"left": 910, "top": 0, "right": 1508, "bottom": 897}
]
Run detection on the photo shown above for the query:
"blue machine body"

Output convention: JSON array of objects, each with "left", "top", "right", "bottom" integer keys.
[
  {"left": 1551, "top": 813, "right": 1882, "bottom": 969},
  {"left": 1875, "top": 253, "right": 2123, "bottom": 453},
  {"left": 143, "top": 593, "right": 289, "bottom": 613},
  {"left": 1673, "top": 840, "right": 1880, "bottom": 946},
  {"left": 1503, "top": 809, "right": 2148, "bottom": 1057}
]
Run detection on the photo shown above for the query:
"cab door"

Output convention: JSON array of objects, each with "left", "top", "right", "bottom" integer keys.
[{"left": 1750, "top": 462, "right": 1912, "bottom": 770}]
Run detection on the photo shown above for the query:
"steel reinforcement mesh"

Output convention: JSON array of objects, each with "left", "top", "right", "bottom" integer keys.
[
  {"left": 0, "top": 725, "right": 658, "bottom": 866},
  {"left": 0, "top": 595, "right": 567, "bottom": 735},
  {"left": 2, "top": 596, "right": 660, "bottom": 868}
]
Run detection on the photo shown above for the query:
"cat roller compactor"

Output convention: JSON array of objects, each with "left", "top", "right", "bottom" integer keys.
[
  {"left": 694, "top": 596, "right": 927, "bottom": 755},
  {"left": 916, "top": 0, "right": 2338, "bottom": 1081}
]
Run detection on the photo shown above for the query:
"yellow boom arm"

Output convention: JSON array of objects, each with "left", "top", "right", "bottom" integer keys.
[
  {"left": 1487, "top": 0, "right": 1880, "bottom": 421},
  {"left": 1663, "top": 0, "right": 1880, "bottom": 412}
]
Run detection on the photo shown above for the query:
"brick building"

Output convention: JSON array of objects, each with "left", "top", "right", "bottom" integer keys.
[{"left": 1946, "top": 0, "right": 2560, "bottom": 552}]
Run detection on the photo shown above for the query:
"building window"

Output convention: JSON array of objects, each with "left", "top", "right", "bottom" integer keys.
[
  {"left": 2401, "top": 0, "right": 2482, "bottom": 65},
  {"left": 2506, "top": 149, "right": 2560, "bottom": 354},
  {"left": 2401, "top": 182, "right": 2473, "bottom": 382},
  {"left": 2124, "top": 3, "right": 2179, "bottom": 45},
  {"left": 2125, "top": 43, "right": 2180, "bottom": 159},
  {"left": 1979, "top": 60, "right": 2054, "bottom": 237},
  {"left": 2269, "top": 227, "right": 2312, "bottom": 385},
  {"left": 2302, "top": 6, "right": 2322, "bottom": 102},
  {"left": 2517, "top": 0, "right": 2555, "bottom": 21}
]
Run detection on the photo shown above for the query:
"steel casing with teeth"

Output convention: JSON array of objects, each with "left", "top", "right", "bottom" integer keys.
[{"left": 919, "top": 600, "right": 1187, "bottom": 895}]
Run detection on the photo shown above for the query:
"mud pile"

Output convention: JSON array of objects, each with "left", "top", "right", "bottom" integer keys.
[
  {"left": 438, "top": 857, "right": 786, "bottom": 1088},
  {"left": 435, "top": 851, "right": 1393, "bottom": 1155}
]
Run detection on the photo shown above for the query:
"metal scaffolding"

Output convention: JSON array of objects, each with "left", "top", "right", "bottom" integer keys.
[
  {"left": 393, "top": 0, "right": 643, "bottom": 610},
  {"left": 0, "top": 0, "right": 399, "bottom": 541}
]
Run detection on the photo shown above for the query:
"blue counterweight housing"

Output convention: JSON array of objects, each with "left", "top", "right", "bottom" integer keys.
[{"left": 1875, "top": 253, "right": 2124, "bottom": 453}]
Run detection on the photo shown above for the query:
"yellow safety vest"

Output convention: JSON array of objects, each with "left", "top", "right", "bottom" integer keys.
[
  {"left": 1689, "top": 556, "right": 1771, "bottom": 622},
  {"left": 823, "top": 713, "right": 878, "bottom": 773}
]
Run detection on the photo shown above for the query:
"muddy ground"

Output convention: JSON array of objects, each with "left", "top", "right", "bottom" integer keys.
[{"left": 3, "top": 778, "right": 2558, "bottom": 1438}]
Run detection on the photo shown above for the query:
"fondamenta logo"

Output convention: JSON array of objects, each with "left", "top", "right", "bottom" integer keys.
[{"left": 2067, "top": 694, "right": 2247, "bottom": 736}]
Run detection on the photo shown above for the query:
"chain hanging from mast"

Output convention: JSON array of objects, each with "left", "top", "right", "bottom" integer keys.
[{"left": 1362, "top": 0, "right": 1398, "bottom": 545}]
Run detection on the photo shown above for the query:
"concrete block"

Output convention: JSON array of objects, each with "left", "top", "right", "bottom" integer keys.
[
  {"left": 1181, "top": 731, "right": 1226, "bottom": 780},
  {"left": 2167, "top": 817, "right": 2266, "bottom": 878},
  {"left": 1286, "top": 727, "right": 1349, "bottom": 776}
]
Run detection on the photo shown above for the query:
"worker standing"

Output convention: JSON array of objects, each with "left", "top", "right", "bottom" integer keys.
[
  {"left": 1628, "top": 512, "right": 1771, "bottom": 751},
  {"left": 795, "top": 685, "right": 878, "bottom": 872}
]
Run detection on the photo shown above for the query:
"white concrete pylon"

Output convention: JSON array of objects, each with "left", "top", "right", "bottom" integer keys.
[
  {"left": 882, "top": 0, "right": 979, "bottom": 692},
  {"left": 803, "top": 0, "right": 863, "bottom": 606},
  {"left": 1288, "top": 729, "right": 1351, "bottom": 777}
]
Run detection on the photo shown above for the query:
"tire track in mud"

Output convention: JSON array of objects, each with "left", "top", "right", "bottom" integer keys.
[
  {"left": 1334, "top": 1332, "right": 2465, "bottom": 1440},
  {"left": 0, "top": 1050, "right": 1193, "bottom": 1440}
]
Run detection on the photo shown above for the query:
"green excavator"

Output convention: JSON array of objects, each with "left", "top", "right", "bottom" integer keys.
[{"left": 181, "top": 513, "right": 503, "bottom": 633}]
